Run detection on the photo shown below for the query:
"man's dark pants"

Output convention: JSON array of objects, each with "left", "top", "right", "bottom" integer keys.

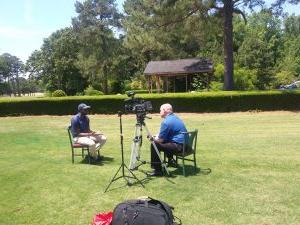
[{"left": 151, "top": 141, "right": 183, "bottom": 172}]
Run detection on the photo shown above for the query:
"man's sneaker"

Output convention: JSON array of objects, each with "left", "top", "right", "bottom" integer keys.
[
  {"left": 146, "top": 170, "right": 163, "bottom": 177},
  {"left": 167, "top": 159, "right": 178, "bottom": 168},
  {"left": 93, "top": 156, "right": 101, "bottom": 162}
]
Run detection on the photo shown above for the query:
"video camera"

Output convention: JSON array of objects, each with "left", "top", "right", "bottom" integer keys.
[{"left": 124, "top": 91, "right": 153, "bottom": 114}]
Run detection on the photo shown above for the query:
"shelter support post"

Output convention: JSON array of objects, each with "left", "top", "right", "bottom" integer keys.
[
  {"left": 155, "top": 75, "right": 161, "bottom": 93},
  {"left": 185, "top": 75, "right": 188, "bottom": 92},
  {"left": 166, "top": 76, "right": 169, "bottom": 93}
]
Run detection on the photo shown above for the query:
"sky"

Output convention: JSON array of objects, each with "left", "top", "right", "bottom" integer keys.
[{"left": 0, "top": 0, "right": 299, "bottom": 63}]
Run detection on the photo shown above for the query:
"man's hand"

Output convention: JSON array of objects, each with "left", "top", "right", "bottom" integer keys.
[
  {"left": 78, "top": 132, "right": 93, "bottom": 137},
  {"left": 155, "top": 138, "right": 164, "bottom": 143},
  {"left": 147, "top": 135, "right": 154, "bottom": 141},
  {"left": 93, "top": 131, "right": 103, "bottom": 135}
]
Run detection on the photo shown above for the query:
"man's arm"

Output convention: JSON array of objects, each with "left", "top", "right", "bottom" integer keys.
[
  {"left": 77, "top": 132, "right": 94, "bottom": 137},
  {"left": 156, "top": 121, "right": 170, "bottom": 143},
  {"left": 154, "top": 138, "right": 164, "bottom": 143}
]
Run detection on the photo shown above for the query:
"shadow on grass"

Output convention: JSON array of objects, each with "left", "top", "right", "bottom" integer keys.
[
  {"left": 104, "top": 180, "right": 145, "bottom": 193},
  {"left": 103, "top": 170, "right": 153, "bottom": 193},
  {"left": 80, "top": 155, "right": 114, "bottom": 166},
  {"left": 137, "top": 168, "right": 177, "bottom": 184},
  {"left": 104, "top": 167, "right": 182, "bottom": 193},
  {"left": 103, "top": 165, "right": 212, "bottom": 192},
  {"left": 170, "top": 165, "right": 212, "bottom": 177}
]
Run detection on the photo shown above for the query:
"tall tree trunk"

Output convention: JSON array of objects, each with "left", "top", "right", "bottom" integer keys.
[
  {"left": 223, "top": 0, "right": 234, "bottom": 90},
  {"left": 104, "top": 75, "right": 108, "bottom": 94},
  {"left": 103, "top": 65, "right": 108, "bottom": 94},
  {"left": 7, "top": 76, "right": 12, "bottom": 96},
  {"left": 16, "top": 72, "right": 21, "bottom": 96}
]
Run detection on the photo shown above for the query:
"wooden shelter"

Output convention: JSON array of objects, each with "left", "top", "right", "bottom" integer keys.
[{"left": 144, "top": 58, "right": 214, "bottom": 93}]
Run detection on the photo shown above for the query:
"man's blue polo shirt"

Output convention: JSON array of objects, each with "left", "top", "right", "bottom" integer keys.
[
  {"left": 158, "top": 113, "right": 187, "bottom": 144},
  {"left": 71, "top": 113, "right": 90, "bottom": 137}
]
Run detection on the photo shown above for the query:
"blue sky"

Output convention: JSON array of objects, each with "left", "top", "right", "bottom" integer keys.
[{"left": 0, "top": 0, "right": 299, "bottom": 63}]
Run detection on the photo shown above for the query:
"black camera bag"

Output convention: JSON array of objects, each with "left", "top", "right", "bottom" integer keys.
[{"left": 111, "top": 198, "right": 181, "bottom": 225}]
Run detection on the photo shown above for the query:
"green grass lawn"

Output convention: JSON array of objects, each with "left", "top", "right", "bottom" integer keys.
[{"left": 0, "top": 112, "right": 300, "bottom": 225}]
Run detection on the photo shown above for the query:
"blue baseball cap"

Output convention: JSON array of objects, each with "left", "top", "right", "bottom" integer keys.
[{"left": 78, "top": 103, "right": 91, "bottom": 111}]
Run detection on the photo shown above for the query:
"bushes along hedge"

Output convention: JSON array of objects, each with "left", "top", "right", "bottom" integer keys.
[
  {"left": 0, "top": 91, "right": 299, "bottom": 116},
  {"left": 52, "top": 90, "right": 67, "bottom": 97}
]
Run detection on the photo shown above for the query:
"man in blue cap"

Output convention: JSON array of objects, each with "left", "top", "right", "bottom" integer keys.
[{"left": 71, "top": 103, "right": 107, "bottom": 160}]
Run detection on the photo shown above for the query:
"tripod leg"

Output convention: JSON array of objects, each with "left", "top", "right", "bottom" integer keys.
[
  {"left": 129, "top": 125, "right": 142, "bottom": 170},
  {"left": 104, "top": 112, "right": 145, "bottom": 193},
  {"left": 150, "top": 141, "right": 170, "bottom": 176},
  {"left": 124, "top": 164, "right": 145, "bottom": 187},
  {"left": 143, "top": 125, "right": 170, "bottom": 176},
  {"left": 104, "top": 164, "right": 122, "bottom": 193}
]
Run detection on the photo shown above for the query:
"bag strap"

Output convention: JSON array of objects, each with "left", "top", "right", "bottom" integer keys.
[
  {"left": 146, "top": 197, "right": 175, "bottom": 223},
  {"left": 173, "top": 215, "right": 182, "bottom": 225},
  {"left": 136, "top": 197, "right": 182, "bottom": 225}
]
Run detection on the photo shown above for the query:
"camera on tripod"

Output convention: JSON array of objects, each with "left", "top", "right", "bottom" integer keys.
[{"left": 124, "top": 91, "right": 153, "bottom": 114}]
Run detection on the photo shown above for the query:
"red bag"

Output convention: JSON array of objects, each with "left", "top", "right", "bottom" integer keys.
[{"left": 92, "top": 212, "right": 113, "bottom": 225}]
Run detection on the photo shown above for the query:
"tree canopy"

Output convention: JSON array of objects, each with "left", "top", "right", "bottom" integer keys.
[{"left": 1, "top": 0, "right": 300, "bottom": 96}]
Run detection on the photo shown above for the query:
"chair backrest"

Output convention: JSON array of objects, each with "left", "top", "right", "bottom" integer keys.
[
  {"left": 182, "top": 129, "right": 198, "bottom": 153},
  {"left": 67, "top": 126, "right": 74, "bottom": 145}
]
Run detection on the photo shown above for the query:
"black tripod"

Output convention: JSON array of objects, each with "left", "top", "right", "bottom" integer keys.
[{"left": 104, "top": 112, "right": 144, "bottom": 193}]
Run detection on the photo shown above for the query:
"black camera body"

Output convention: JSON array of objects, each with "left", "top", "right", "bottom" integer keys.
[{"left": 124, "top": 91, "right": 153, "bottom": 114}]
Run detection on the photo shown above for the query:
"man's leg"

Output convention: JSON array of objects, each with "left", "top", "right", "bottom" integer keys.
[
  {"left": 161, "top": 142, "right": 183, "bottom": 166},
  {"left": 91, "top": 134, "right": 107, "bottom": 148},
  {"left": 150, "top": 143, "right": 161, "bottom": 171},
  {"left": 150, "top": 141, "right": 182, "bottom": 174},
  {"left": 75, "top": 137, "right": 98, "bottom": 159}
]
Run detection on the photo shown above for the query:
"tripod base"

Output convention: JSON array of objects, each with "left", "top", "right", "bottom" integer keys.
[{"left": 104, "top": 163, "right": 145, "bottom": 193}]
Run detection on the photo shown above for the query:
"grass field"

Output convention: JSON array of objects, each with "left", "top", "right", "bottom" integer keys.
[{"left": 0, "top": 112, "right": 300, "bottom": 225}]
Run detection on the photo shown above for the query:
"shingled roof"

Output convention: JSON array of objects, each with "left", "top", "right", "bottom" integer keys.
[{"left": 144, "top": 58, "right": 213, "bottom": 75}]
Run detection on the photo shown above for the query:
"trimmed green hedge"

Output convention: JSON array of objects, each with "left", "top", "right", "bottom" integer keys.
[{"left": 0, "top": 91, "right": 300, "bottom": 116}]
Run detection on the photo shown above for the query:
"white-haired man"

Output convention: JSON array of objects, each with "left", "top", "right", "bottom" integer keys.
[{"left": 149, "top": 103, "right": 188, "bottom": 176}]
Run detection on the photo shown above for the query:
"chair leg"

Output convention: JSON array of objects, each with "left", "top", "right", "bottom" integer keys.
[
  {"left": 82, "top": 149, "right": 84, "bottom": 158},
  {"left": 182, "top": 157, "right": 186, "bottom": 176},
  {"left": 72, "top": 148, "right": 74, "bottom": 164},
  {"left": 87, "top": 148, "right": 91, "bottom": 164},
  {"left": 193, "top": 153, "right": 197, "bottom": 172}
]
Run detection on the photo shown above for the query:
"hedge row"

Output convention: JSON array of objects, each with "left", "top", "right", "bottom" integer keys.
[{"left": 0, "top": 91, "right": 300, "bottom": 116}]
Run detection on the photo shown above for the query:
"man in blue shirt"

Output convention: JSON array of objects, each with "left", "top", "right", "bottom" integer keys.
[
  {"left": 149, "top": 103, "right": 187, "bottom": 176},
  {"left": 71, "top": 103, "right": 107, "bottom": 160}
]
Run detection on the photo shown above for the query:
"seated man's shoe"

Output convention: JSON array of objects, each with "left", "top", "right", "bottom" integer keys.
[
  {"left": 167, "top": 159, "right": 178, "bottom": 168},
  {"left": 88, "top": 156, "right": 99, "bottom": 163},
  {"left": 95, "top": 156, "right": 101, "bottom": 162},
  {"left": 84, "top": 155, "right": 92, "bottom": 162},
  {"left": 146, "top": 170, "right": 163, "bottom": 177}
]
